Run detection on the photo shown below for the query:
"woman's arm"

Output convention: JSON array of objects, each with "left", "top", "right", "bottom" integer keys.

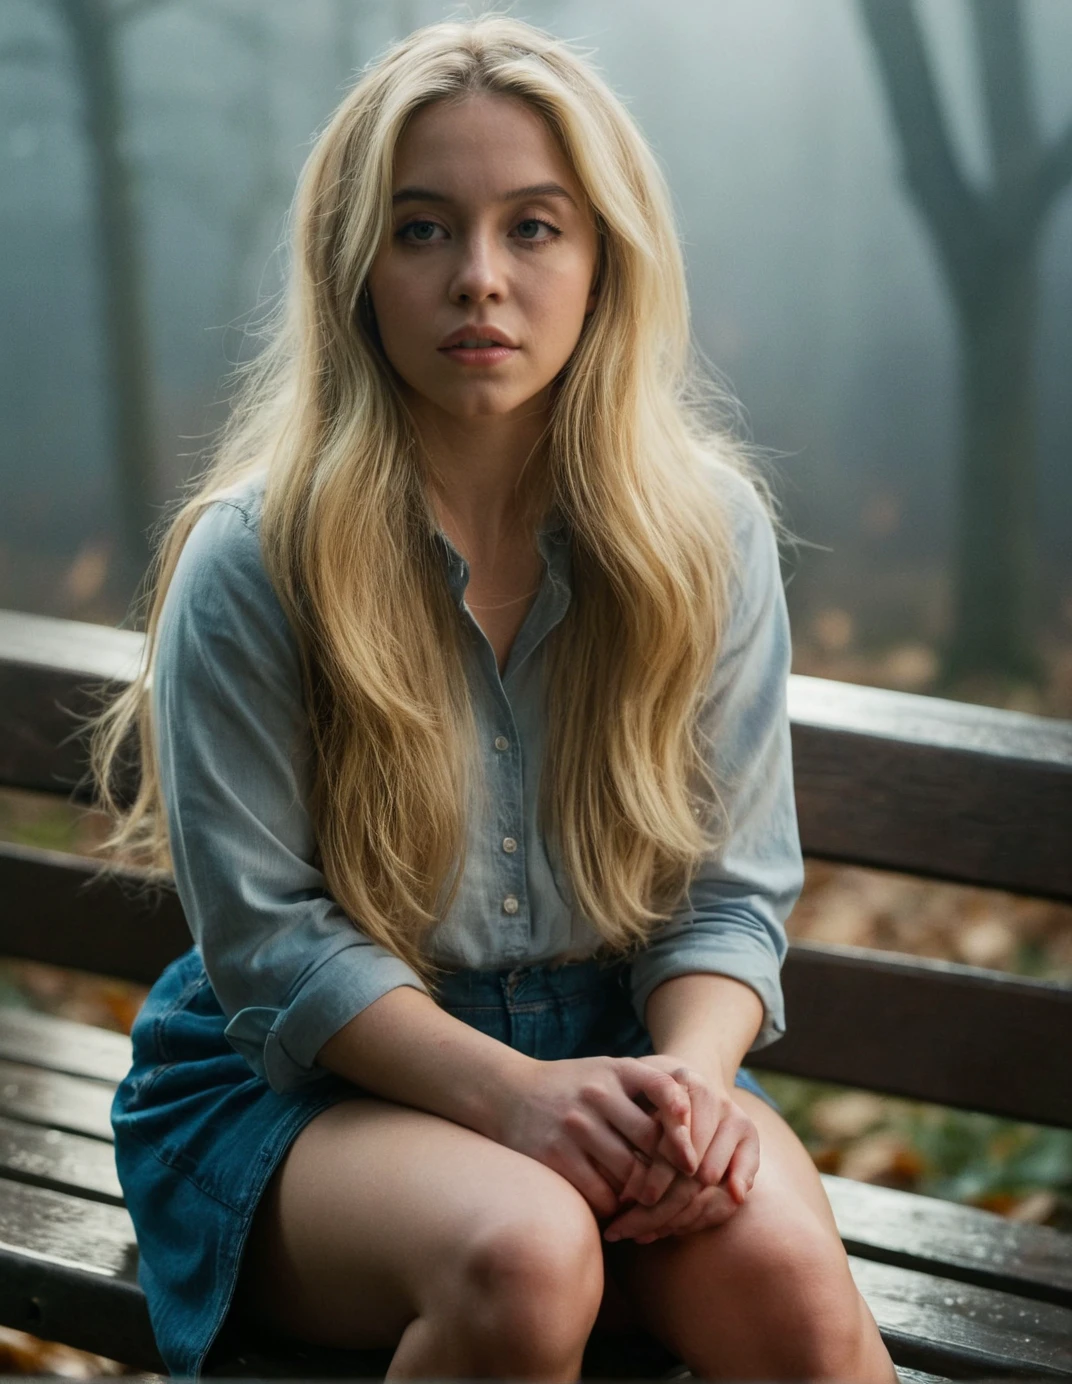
[
  {"left": 604, "top": 474, "right": 803, "bottom": 1241},
  {"left": 644, "top": 971, "right": 763, "bottom": 1090},
  {"left": 317, "top": 983, "right": 699, "bottom": 1220},
  {"left": 628, "top": 468, "right": 804, "bottom": 1059}
]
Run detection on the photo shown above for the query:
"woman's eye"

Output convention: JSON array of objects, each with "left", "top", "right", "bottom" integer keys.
[
  {"left": 515, "top": 217, "right": 561, "bottom": 244},
  {"left": 397, "top": 216, "right": 562, "bottom": 246},
  {"left": 398, "top": 219, "right": 441, "bottom": 243}
]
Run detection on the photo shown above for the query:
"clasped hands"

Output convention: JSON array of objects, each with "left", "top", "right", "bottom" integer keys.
[{"left": 502, "top": 1052, "right": 760, "bottom": 1247}]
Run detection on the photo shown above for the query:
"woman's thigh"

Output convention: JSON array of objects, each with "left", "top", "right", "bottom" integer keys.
[
  {"left": 233, "top": 1094, "right": 606, "bottom": 1351},
  {"left": 605, "top": 1089, "right": 894, "bottom": 1381}
]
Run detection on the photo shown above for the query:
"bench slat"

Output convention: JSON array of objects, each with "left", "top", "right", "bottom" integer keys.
[
  {"left": 4, "top": 612, "right": 1071, "bottom": 899},
  {"left": 754, "top": 941, "right": 1072, "bottom": 1128},
  {"left": 0, "top": 842, "right": 190, "bottom": 985},
  {"left": 0, "top": 1177, "right": 134, "bottom": 1281},
  {"left": 0, "top": 1113, "right": 123, "bottom": 1204},
  {"left": 824, "top": 1174, "right": 1072, "bottom": 1308},
  {"left": 0, "top": 1008, "right": 131, "bottom": 1084},
  {"left": 4, "top": 847, "right": 1071, "bottom": 1128},
  {"left": 789, "top": 674, "right": 1072, "bottom": 901},
  {"left": 850, "top": 1255, "right": 1072, "bottom": 1377},
  {"left": 0, "top": 1058, "right": 114, "bottom": 1141}
]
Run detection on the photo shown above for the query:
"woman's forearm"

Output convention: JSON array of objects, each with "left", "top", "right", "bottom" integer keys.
[
  {"left": 644, "top": 972, "right": 764, "bottom": 1090},
  {"left": 316, "top": 984, "right": 535, "bottom": 1138}
]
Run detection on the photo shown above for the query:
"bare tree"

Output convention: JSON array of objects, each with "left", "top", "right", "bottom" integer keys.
[
  {"left": 42, "top": 0, "right": 171, "bottom": 594},
  {"left": 858, "top": 0, "right": 1072, "bottom": 688}
]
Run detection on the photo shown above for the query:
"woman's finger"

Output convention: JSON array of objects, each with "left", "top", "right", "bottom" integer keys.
[
  {"left": 563, "top": 1107, "right": 655, "bottom": 1192},
  {"left": 628, "top": 1150, "right": 679, "bottom": 1208},
  {"left": 663, "top": 1187, "right": 744, "bottom": 1239},
  {"left": 603, "top": 1173, "right": 699, "bottom": 1241},
  {"left": 724, "top": 1126, "right": 762, "bottom": 1202},
  {"left": 695, "top": 1110, "right": 750, "bottom": 1189},
  {"left": 661, "top": 1186, "right": 717, "bottom": 1236},
  {"left": 549, "top": 1146, "right": 626, "bottom": 1221},
  {"left": 614, "top": 1060, "right": 696, "bottom": 1173},
  {"left": 666, "top": 1065, "right": 718, "bottom": 1163}
]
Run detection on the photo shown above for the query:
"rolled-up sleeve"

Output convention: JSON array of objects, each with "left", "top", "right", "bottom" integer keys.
[
  {"left": 152, "top": 498, "right": 427, "bottom": 1093},
  {"left": 629, "top": 475, "right": 804, "bottom": 1051}
]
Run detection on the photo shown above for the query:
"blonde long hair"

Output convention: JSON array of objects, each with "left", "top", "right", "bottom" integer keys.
[{"left": 89, "top": 13, "right": 784, "bottom": 984}]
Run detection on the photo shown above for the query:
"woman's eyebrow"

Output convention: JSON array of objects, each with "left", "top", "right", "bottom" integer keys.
[{"left": 391, "top": 181, "right": 578, "bottom": 208}]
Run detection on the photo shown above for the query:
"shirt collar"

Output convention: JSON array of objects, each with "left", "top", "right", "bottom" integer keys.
[{"left": 433, "top": 510, "right": 572, "bottom": 603}]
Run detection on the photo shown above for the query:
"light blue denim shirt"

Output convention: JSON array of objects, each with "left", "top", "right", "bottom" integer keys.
[{"left": 152, "top": 464, "right": 804, "bottom": 1094}]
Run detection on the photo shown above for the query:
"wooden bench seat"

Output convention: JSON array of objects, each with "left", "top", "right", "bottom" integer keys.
[
  {"left": 1, "top": 608, "right": 1070, "bottom": 1378},
  {"left": 0, "top": 1007, "right": 1069, "bottom": 1378}
]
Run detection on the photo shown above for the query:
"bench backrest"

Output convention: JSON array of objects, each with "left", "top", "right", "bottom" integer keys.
[{"left": 1, "top": 608, "right": 1070, "bottom": 1127}]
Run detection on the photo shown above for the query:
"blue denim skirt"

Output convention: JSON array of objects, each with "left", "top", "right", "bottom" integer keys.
[{"left": 111, "top": 945, "right": 778, "bottom": 1378}]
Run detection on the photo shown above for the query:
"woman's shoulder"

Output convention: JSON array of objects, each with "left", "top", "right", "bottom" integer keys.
[
  {"left": 700, "top": 457, "right": 782, "bottom": 588},
  {"left": 702, "top": 457, "right": 773, "bottom": 539},
  {"left": 173, "top": 472, "right": 268, "bottom": 578},
  {"left": 162, "top": 472, "right": 287, "bottom": 639}
]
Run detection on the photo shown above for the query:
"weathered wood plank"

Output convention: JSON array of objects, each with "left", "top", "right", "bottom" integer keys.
[
  {"left": 4, "top": 613, "right": 1071, "bottom": 898},
  {"left": 0, "top": 1058, "right": 114, "bottom": 1141},
  {"left": 0, "top": 841, "right": 189, "bottom": 985},
  {"left": 0, "top": 1113, "right": 123, "bottom": 1203},
  {"left": 850, "top": 1254, "right": 1072, "bottom": 1378},
  {"left": 0, "top": 611, "right": 143, "bottom": 803},
  {"left": 789, "top": 676, "right": 1072, "bottom": 901},
  {"left": 0, "top": 1007, "right": 131, "bottom": 1084},
  {"left": 753, "top": 942, "right": 1072, "bottom": 1128},
  {"left": 823, "top": 1174, "right": 1072, "bottom": 1308},
  {"left": 0, "top": 1179, "right": 158, "bottom": 1368}
]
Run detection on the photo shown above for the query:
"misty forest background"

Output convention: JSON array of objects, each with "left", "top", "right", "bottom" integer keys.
[{"left": 0, "top": 3, "right": 1070, "bottom": 1367}]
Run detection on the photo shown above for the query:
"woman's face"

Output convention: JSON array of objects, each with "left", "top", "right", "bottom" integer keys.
[{"left": 366, "top": 93, "right": 600, "bottom": 424}]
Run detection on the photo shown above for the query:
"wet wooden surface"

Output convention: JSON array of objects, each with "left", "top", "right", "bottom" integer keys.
[
  {"left": 0, "top": 1113, "right": 122, "bottom": 1203},
  {"left": 0, "top": 1057, "right": 113, "bottom": 1141},
  {"left": 0, "top": 1008, "right": 131, "bottom": 1083},
  {"left": 824, "top": 1173, "right": 1072, "bottom": 1307},
  {"left": 754, "top": 941, "right": 1072, "bottom": 1128}
]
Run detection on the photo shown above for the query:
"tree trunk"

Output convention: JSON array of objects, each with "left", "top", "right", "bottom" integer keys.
[
  {"left": 945, "top": 246, "right": 1041, "bottom": 684},
  {"left": 59, "top": 0, "right": 158, "bottom": 598}
]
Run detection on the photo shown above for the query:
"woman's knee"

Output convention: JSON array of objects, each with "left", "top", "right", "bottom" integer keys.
[
  {"left": 454, "top": 1193, "right": 605, "bottom": 1364},
  {"left": 701, "top": 1211, "right": 881, "bottom": 1378}
]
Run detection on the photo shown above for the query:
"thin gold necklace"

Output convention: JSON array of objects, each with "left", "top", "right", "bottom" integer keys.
[{"left": 466, "top": 583, "right": 542, "bottom": 612}]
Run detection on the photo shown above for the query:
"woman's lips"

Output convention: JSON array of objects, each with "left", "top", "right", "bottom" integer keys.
[{"left": 439, "top": 344, "right": 519, "bottom": 366}]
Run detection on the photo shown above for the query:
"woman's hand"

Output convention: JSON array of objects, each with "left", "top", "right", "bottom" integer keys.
[
  {"left": 602, "top": 1055, "right": 760, "bottom": 1242},
  {"left": 495, "top": 1055, "right": 700, "bottom": 1219}
]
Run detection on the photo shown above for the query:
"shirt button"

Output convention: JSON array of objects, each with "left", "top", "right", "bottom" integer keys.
[
  {"left": 502, "top": 894, "right": 520, "bottom": 915},
  {"left": 502, "top": 837, "right": 518, "bottom": 854},
  {"left": 494, "top": 735, "right": 510, "bottom": 752}
]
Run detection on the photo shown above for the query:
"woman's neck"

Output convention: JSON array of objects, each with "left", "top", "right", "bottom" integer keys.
[{"left": 409, "top": 394, "right": 552, "bottom": 559}]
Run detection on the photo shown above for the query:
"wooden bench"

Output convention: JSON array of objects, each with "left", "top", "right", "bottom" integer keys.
[{"left": 0, "top": 606, "right": 1070, "bottom": 1380}]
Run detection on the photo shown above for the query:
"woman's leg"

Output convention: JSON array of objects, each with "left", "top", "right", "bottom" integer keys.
[
  {"left": 233, "top": 1095, "right": 606, "bottom": 1381},
  {"left": 605, "top": 1088, "right": 899, "bottom": 1383}
]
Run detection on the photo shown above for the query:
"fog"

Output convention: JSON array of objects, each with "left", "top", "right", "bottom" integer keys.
[{"left": 2, "top": 0, "right": 1070, "bottom": 704}]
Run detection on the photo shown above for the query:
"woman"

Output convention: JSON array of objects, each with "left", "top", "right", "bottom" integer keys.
[{"left": 94, "top": 14, "right": 897, "bottom": 1382}]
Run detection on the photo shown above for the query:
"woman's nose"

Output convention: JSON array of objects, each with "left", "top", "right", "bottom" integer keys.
[{"left": 449, "top": 231, "right": 508, "bottom": 302}]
